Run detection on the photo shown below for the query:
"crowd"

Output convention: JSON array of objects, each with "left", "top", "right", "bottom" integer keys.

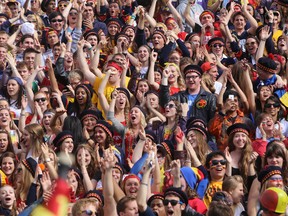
[{"left": 0, "top": 0, "right": 287, "bottom": 214}]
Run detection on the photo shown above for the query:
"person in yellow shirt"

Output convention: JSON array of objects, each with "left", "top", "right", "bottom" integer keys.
[{"left": 203, "top": 151, "right": 227, "bottom": 207}]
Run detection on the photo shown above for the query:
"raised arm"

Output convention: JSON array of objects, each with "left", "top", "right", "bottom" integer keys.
[
  {"left": 242, "top": 0, "right": 258, "bottom": 35},
  {"left": 256, "top": 25, "right": 271, "bottom": 61},
  {"left": 6, "top": 53, "right": 23, "bottom": 83},
  {"left": 184, "top": 0, "right": 196, "bottom": 29},
  {"left": 46, "top": 57, "right": 61, "bottom": 94},
  {"left": 102, "top": 148, "right": 117, "bottom": 216},
  {"left": 77, "top": 40, "right": 96, "bottom": 84},
  {"left": 137, "top": 155, "right": 154, "bottom": 213},
  {"left": 147, "top": 51, "right": 159, "bottom": 90},
  {"left": 98, "top": 70, "right": 111, "bottom": 115},
  {"left": 89, "top": 40, "right": 105, "bottom": 78}
]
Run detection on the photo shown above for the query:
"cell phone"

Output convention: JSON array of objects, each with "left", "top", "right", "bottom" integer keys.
[{"left": 229, "top": 95, "right": 234, "bottom": 100}]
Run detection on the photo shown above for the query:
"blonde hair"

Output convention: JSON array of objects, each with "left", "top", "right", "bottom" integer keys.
[
  {"left": 18, "top": 163, "right": 34, "bottom": 201},
  {"left": 24, "top": 123, "right": 44, "bottom": 158},
  {"left": 164, "top": 63, "right": 186, "bottom": 91},
  {"left": 201, "top": 73, "right": 215, "bottom": 93},
  {"left": 222, "top": 175, "right": 244, "bottom": 193}
]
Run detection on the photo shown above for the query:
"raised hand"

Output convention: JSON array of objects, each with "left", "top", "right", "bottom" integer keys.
[
  {"left": 259, "top": 25, "right": 272, "bottom": 41},
  {"left": 150, "top": 51, "right": 158, "bottom": 62},
  {"left": 170, "top": 159, "right": 181, "bottom": 177}
]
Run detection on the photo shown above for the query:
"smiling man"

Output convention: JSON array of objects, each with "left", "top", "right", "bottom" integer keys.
[
  {"left": 164, "top": 187, "right": 191, "bottom": 216},
  {"left": 159, "top": 64, "right": 216, "bottom": 125}
]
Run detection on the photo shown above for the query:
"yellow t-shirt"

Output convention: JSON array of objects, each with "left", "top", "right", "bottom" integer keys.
[
  {"left": 92, "top": 75, "right": 130, "bottom": 116},
  {"left": 203, "top": 181, "right": 223, "bottom": 207}
]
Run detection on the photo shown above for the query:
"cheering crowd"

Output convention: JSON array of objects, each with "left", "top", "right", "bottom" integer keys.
[{"left": 0, "top": 0, "right": 287, "bottom": 214}]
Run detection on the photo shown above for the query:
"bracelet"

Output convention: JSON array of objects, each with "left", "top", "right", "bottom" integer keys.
[
  {"left": 131, "top": 14, "right": 136, "bottom": 19},
  {"left": 68, "top": 40, "right": 73, "bottom": 42},
  {"left": 141, "top": 182, "right": 148, "bottom": 186},
  {"left": 185, "top": 160, "right": 191, "bottom": 163},
  {"left": 88, "top": 46, "right": 93, "bottom": 50}
]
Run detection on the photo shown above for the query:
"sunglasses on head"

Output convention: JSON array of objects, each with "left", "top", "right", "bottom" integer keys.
[
  {"left": 210, "top": 159, "right": 227, "bottom": 166},
  {"left": 81, "top": 210, "right": 98, "bottom": 216},
  {"left": 163, "top": 199, "right": 183, "bottom": 206},
  {"left": 165, "top": 104, "right": 175, "bottom": 109},
  {"left": 212, "top": 43, "right": 224, "bottom": 48},
  {"left": 51, "top": 19, "right": 63, "bottom": 23},
  {"left": 34, "top": 97, "right": 46, "bottom": 102},
  {"left": 264, "top": 102, "right": 280, "bottom": 108}
]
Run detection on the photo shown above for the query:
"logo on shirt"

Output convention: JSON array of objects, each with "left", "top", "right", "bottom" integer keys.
[{"left": 196, "top": 99, "right": 207, "bottom": 109}]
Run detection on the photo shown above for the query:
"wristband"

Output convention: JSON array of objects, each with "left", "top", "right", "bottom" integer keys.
[
  {"left": 141, "top": 182, "right": 148, "bottom": 186},
  {"left": 68, "top": 40, "right": 73, "bottom": 42}
]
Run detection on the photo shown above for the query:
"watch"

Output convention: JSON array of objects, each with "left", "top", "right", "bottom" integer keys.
[{"left": 45, "top": 158, "right": 51, "bottom": 163}]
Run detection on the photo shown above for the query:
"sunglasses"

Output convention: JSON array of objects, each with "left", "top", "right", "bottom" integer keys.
[
  {"left": 82, "top": 210, "right": 98, "bottom": 216},
  {"left": 163, "top": 199, "right": 183, "bottom": 206},
  {"left": 246, "top": 41, "right": 256, "bottom": 46},
  {"left": 34, "top": 97, "right": 47, "bottom": 102},
  {"left": 212, "top": 44, "right": 224, "bottom": 48},
  {"left": 51, "top": 19, "right": 63, "bottom": 23},
  {"left": 58, "top": 4, "right": 67, "bottom": 7},
  {"left": 264, "top": 102, "right": 280, "bottom": 108},
  {"left": 165, "top": 104, "right": 175, "bottom": 109},
  {"left": 210, "top": 159, "right": 227, "bottom": 166}
]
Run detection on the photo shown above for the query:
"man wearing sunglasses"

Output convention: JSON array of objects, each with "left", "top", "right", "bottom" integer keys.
[
  {"left": 163, "top": 187, "right": 188, "bottom": 216},
  {"left": 203, "top": 151, "right": 227, "bottom": 208}
]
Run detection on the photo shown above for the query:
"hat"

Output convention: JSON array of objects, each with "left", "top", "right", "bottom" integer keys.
[
  {"left": 116, "top": 32, "right": 131, "bottom": 43},
  {"left": 84, "top": 190, "right": 104, "bottom": 206},
  {"left": 122, "top": 25, "right": 135, "bottom": 33},
  {"left": 41, "top": 0, "right": 53, "bottom": 12},
  {"left": 186, "top": 116, "right": 207, "bottom": 129},
  {"left": 164, "top": 187, "right": 188, "bottom": 205},
  {"left": 160, "top": 140, "right": 174, "bottom": 158},
  {"left": 200, "top": 10, "right": 215, "bottom": 21},
  {"left": 183, "top": 65, "right": 203, "bottom": 77},
  {"left": 277, "top": 0, "right": 288, "bottom": 7},
  {"left": 53, "top": 131, "right": 73, "bottom": 148},
  {"left": 258, "top": 166, "right": 282, "bottom": 185},
  {"left": 208, "top": 37, "right": 225, "bottom": 47},
  {"left": 22, "top": 157, "right": 37, "bottom": 177},
  {"left": 114, "top": 162, "right": 125, "bottom": 175},
  {"left": 165, "top": 17, "right": 177, "bottom": 28},
  {"left": 260, "top": 187, "right": 288, "bottom": 214},
  {"left": 95, "top": 120, "right": 114, "bottom": 138},
  {"left": 21, "top": 22, "right": 35, "bottom": 35},
  {"left": 186, "top": 124, "right": 208, "bottom": 138},
  {"left": 222, "top": 57, "right": 236, "bottom": 67},
  {"left": 145, "top": 129, "right": 157, "bottom": 143},
  {"left": 7, "top": 0, "right": 19, "bottom": 6},
  {"left": 152, "top": 30, "right": 167, "bottom": 44},
  {"left": 144, "top": 90, "right": 159, "bottom": 98},
  {"left": 226, "top": 123, "right": 250, "bottom": 136},
  {"left": 147, "top": 193, "right": 164, "bottom": 206},
  {"left": 116, "top": 87, "right": 130, "bottom": 101},
  {"left": 45, "top": 28, "right": 58, "bottom": 40},
  {"left": 180, "top": 167, "right": 208, "bottom": 199},
  {"left": 75, "top": 84, "right": 94, "bottom": 98},
  {"left": 83, "top": 29, "right": 98, "bottom": 40},
  {"left": 257, "top": 57, "right": 277, "bottom": 74},
  {"left": 80, "top": 109, "right": 103, "bottom": 123},
  {"left": 201, "top": 62, "right": 216, "bottom": 73},
  {"left": 132, "top": 105, "right": 147, "bottom": 118},
  {"left": 185, "top": 32, "right": 200, "bottom": 42},
  {"left": 106, "top": 18, "right": 122, "bottom": 29},
  {"left": 8, "top": 77, "right": 23, "bottom": 86}
]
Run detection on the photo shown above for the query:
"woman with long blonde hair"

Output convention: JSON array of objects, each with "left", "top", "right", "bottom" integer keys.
[{"left": 225, "top": 123, "right": 256, "bottom": 187}]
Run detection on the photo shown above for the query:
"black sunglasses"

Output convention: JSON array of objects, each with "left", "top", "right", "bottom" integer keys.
[
  {"left": 81, "top": 210, "right": 98, "bottom": 215},
  {"left": 210, "top": 159, "right": 227, "bottom": 166},
  {"left": 51, "top": 19, "right": 63, "bottom": 23},
  {"left": 264, "top": 102, "right": 280, "bottom": 108},
  {"left": 212, "top": 44, "right": 224, "bottom": 48},
  {"left": 34, "top": 97, "right": 46, "bottom": 102},
  {"left": 163, "top": 199, "right": 183, "bottom": 206},
  {"left": 165, "top": 104, "right": 175, "bottom": 109}
]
